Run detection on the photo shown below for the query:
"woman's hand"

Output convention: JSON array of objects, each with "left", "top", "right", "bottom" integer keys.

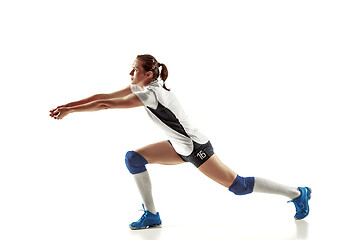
[{"left": 49, "top": 106, "right": 71, "bottom": 120}]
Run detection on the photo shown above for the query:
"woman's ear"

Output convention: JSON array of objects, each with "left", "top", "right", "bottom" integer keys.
[{"left": 146, "top": 71, "right": 153, "bottom": 79}]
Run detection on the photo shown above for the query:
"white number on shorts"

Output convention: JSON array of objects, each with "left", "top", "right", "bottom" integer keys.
[{"left": 197, "top": 150, "right": 207, "bottom": 160}]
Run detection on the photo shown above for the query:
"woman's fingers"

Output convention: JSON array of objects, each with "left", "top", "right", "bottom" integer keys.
[
  {"left": 50, "top": 105, "right": 64, "bottom": 114},
  {"left": 50, "top": 107, "right": 60, "bottom": 118},
  {"left": 50, "top": 106, "right": 68, "bottom": 120}
]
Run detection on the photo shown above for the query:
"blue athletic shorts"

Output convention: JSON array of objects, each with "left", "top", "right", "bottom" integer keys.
[{"left": 168, "top": 140, "right": 215, "bottom": 168}]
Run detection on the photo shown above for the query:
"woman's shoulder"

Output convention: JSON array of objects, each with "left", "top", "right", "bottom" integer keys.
[{"left": 147, "top": 79, "right": 163, "bottom": 89}]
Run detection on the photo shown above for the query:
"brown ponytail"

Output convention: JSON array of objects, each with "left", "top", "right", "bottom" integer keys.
[
  {"left": 136, "top": 54, "right": 170, "bottom": 91},
  {"left": 159, "top": 63, "right": 170, "bottom": 91}
]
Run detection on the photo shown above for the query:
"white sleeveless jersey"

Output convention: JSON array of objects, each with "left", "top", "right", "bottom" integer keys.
[{"left": 130, "top": 80, "right": 208, "bottom": 156}]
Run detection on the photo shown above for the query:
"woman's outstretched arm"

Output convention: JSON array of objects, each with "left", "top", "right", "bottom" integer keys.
[
  {"left": 50, "top": 85, "right": 133, "bottom": 118},
  {"left": 52, "top": 85, "right": 132, "bottom": 109},
  {"left": 50, "top": 93, "right": 143, "bottom": 120}
]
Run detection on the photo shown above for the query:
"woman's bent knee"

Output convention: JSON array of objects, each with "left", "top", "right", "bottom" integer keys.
[
  {"left": 228, "top": 175, "right": 255, "bottom": 195},
  {"left": 125, "top": 151, "right": 148, "bottom": 174}
]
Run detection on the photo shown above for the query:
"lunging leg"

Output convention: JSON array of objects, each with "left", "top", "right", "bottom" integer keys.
[
  {"left": 125, "top": 141, "right": 184, "bottom": 214},
  {"left": 198, "top": 155, "right": 300, "bottom": 199}
]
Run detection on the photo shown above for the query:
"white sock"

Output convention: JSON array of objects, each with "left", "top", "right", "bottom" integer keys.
[
  {"left": 133, "top": 170, "right": 157, "bottom": 214},
  {"left": 253, "top": 177, "right": 301, "bottom": 199}
]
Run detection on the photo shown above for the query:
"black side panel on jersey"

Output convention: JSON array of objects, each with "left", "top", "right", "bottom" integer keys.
[{"left": 147, "top": 102, "right": 190, "bottom": 138}]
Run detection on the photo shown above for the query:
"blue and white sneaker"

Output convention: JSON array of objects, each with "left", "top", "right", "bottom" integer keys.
[
  {"left": 288, "top": 187, "right": 312, "bottom": 220},
  {"left": 129, "top": 204, "right": 162, "bottom": 230}
]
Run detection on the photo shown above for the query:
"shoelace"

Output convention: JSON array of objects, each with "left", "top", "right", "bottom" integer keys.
[
  {"left": 137, "top": 204, "right": 148, "bottom": 223},
  {"left": 288, "top": 198, "right": 304, "bottom": 212}
]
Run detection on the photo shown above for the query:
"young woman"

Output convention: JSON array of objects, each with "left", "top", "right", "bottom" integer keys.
[{"left": 50, "top": 54, "right": 311, "bottom": 230}]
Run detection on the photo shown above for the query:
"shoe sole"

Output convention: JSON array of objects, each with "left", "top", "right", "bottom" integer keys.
[{"left": 129, "top": 224, "right": 162, "bottom": 230}]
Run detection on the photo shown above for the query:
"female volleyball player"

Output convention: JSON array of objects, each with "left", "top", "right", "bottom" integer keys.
[{"left": 50, "top": 54, "right": 311, "bottom": 230}]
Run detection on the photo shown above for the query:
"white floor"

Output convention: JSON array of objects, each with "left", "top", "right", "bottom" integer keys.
[
  {"left": 126, "top": 220, "right": 304, "bottom": 240},
  {"left": 124, "top": 214, "right": 348, "bottom": 240},
  {"left": 121, "top": 188, "right": 356, "bottom": 240}
]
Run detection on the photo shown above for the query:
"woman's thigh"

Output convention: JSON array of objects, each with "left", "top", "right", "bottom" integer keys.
[
  {"left": 135, "top": 141, "right": 185, "bottom": 165},
  {"left": 198, "top": 154, "right": 237, "bottom": 188}
]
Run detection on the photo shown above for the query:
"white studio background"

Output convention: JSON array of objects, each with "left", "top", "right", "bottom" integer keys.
[{"left": 0, "top": 1, "right": 359, "bottom": 240}]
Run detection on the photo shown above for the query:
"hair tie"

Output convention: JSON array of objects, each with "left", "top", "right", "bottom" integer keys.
[{"left": 158, "top": 63, "right": 162, "bottom": 67}]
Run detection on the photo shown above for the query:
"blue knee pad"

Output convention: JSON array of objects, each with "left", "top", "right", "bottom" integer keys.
[
  {"left": 125, "top": 151, "right": 148, "bottom": 174},
  {"left": 229, "top": 175, "right": 255, "bottom": 195}
]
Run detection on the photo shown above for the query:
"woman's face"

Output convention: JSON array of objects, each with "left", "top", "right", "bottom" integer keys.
[{"left": 129, "top": 59, "right": 151, "bottom": 87}]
